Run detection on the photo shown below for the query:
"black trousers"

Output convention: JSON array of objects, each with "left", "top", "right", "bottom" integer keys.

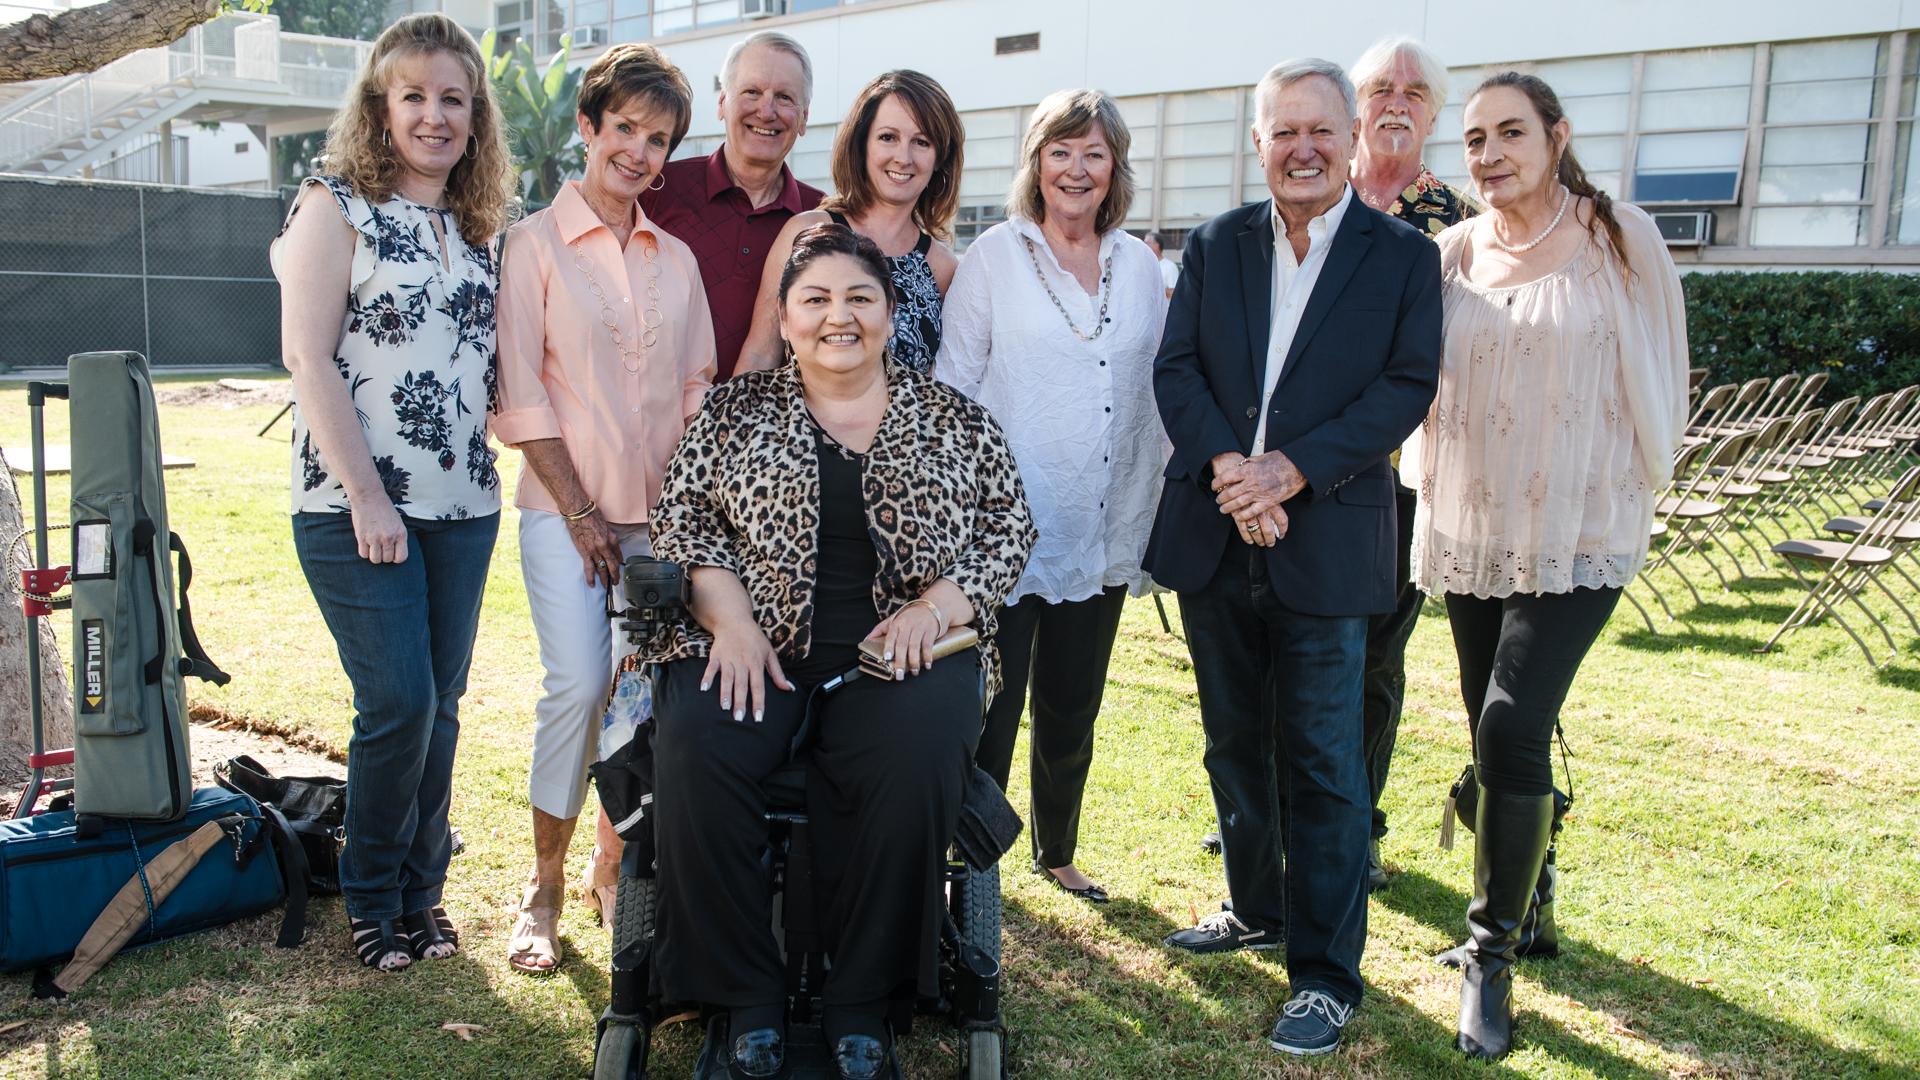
[
  {"left": 1444, "top": 587, "right": 1621, "bottom": 796},
  {"left": 651, "top": 651, "right": 982, "bottom": 1014},
  {"left": 975, "top": 586, "right": 1127, "bottom": 869},
  {"left": 1360, "top": 484, "right": 1422, "bottom": 840},
  {"left": 1179, "top": 541, "right": 1371, "bottom": 1008}
]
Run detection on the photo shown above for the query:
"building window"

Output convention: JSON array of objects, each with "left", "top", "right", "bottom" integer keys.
[
  {"left": 787, "top": 121, "right": 835, "bottom": 193},
  {"left": 1889, "top": 40, "right": 1920, "bottom": 243},
  {"left": 957, "top": 107, "right": 1019, "bottom": 223},
  {"left": 1114, "top": 94, "right": 1156, "bottom": 226},
  {"left": 1632, "top": 47, "right": 1751, "bottom": 203},
  {"left": 1158, "top": 88, "right": 1237, "bottom": 222},
  {"left": 1752, "top": 36, "right": 1884, "bottom": 246}
]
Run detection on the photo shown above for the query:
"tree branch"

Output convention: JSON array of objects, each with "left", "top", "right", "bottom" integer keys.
[{"left": 0, "top": 0, "right": 222, "bottom": 85}]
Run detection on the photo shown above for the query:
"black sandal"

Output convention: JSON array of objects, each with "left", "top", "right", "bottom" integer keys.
[
  {"left": 402, "top": 906, "right": 459, "bottom": 961},
  {"left": 350, "top": 916, "right": 413, "bottom": 971}
]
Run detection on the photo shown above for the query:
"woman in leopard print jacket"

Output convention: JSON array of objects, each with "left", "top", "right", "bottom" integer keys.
[{"left": 645, "top": 223, "right": 1034, "bottom": 1079}]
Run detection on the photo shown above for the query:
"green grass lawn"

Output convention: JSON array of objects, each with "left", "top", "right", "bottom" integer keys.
[{"left": 3, "top": 377, "right": 1917, "bottom": 1079}]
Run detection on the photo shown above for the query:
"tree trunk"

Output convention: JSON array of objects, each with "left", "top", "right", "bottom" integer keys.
[
  {"left": 0, "top": 0, "right": 221, "bottom": 84},
  {"left": 0, "top": 447, "right": 73, "bottom": 790}
]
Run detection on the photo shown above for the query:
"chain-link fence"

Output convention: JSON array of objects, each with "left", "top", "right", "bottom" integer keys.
[{"left": 0, "top": 175, "right": 285, "bottom": 370}]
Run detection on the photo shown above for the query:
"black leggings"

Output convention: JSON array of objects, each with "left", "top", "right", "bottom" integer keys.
[{"left": 1444, "top": 588, "right": 1621, "bottom": 797}]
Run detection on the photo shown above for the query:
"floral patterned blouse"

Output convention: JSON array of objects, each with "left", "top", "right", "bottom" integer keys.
[
  {"left": 271, "top": 175, "right": 501, "bottom": 519},
  {"left": 1385, "top": 165, "right": 1481, "bottom": 238}
]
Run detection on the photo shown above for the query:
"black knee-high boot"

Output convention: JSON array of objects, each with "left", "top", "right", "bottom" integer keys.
[
  {"left": 1456, "top": 789, "right": 1555, "bottom": 1061},
  {"left": 1437, "top": 768, "right": 1566, "bottom": 968}
]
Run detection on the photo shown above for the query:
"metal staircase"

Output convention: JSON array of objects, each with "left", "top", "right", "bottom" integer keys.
[{"left": 0, "top": 13, "right": 369, "bottom": 180}]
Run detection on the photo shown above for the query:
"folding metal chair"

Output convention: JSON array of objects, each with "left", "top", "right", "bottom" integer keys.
[
  {"left": 1682, "top": 383, "right": 1737, "bottom": 448},
  {"left": 1763, "top": 465, "right": 1920, "bottom": 667},
  {"left": 1644, "top": 431, "right": 1757, "bottom": 605},
  {"left": 1625, "top": 439, "right": 1710, "bottom": 631}
]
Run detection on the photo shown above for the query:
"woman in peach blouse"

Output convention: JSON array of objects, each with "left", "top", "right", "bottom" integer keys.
[
  {"left": 1403, "top": 73, "right": 1686, "bottom": 1061},
  {"left": 492, "top": 42, "right": 716, "bottom": 974}
]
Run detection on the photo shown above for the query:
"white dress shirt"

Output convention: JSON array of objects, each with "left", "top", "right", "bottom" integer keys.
[
  {"left": 1252, "top": 184, "right": 1353, "bottom": 454},
  {"left": 936, "top": 216, "right": 1170, "bottom": 604}
]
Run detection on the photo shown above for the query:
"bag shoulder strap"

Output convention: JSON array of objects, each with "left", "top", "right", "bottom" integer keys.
[
  {"left": 256, "top": 801, "right": 309, "bottom": 949},
  {"left": 167, "top": 532, "right": 230, "bottom": 686}
]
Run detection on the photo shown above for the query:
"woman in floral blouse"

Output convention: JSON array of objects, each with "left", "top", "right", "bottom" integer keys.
[
  {"left": 645, "top": 223, "right": 1034, "bottom": 1080},
  {"left": 271, "top": 14, "right": 514, "bottom": 972}
]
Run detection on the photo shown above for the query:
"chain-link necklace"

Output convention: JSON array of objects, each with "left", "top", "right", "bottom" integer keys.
[
  {"left": 571, "top": 240, "right": 664, "bottom": 374},
  {"left": 1022, "top": 235, "right": 1113, "bottom": 342}
]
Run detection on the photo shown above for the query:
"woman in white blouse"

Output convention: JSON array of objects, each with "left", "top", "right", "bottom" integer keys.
[
  {"left": 937, "top": 88, "right": 1168, "bottom": 904},
  {"left": 1404, "top": 72, "right": 1687, "bottom": 1061}
]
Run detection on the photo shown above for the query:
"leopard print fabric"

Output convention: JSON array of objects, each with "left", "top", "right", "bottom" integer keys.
[{"left": 647, "top": 358, "right": 1037, "bottom": 697}]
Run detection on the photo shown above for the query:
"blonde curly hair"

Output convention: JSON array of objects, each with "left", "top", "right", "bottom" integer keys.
[{"left": 319, "top": 14, "right": 516, "bottom": 246}]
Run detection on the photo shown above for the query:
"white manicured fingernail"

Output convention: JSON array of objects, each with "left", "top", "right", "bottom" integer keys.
[
  {"left": 754, "top": 709, "right": 763, "bottom": 723},
  {"left": 734, "top": 707, "right": 745, "bottom": 722},
  {"left": 895, "top": 668, "right": 904, "bottom": 681},
  {"left": 701, "top": 679, "right": 711, "bottom": 692},
  {"left": 884, "top": 648, "right": 894, "bottom": 662}
]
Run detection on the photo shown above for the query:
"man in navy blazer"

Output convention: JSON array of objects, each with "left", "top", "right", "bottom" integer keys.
[{"left": 1146, "top": 57, "right": 1440, "bottom": 1057}]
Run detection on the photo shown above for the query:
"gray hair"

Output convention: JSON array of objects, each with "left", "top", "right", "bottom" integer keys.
[
  {"left": 1253, "top": 57, "right": 1357, "bottom": 127},
  {"left": 721, "top": 30, "right": 813, "bottom": 107},
  {"left": 1351, "top": 35, "right": 1450, "bottom": 112}
]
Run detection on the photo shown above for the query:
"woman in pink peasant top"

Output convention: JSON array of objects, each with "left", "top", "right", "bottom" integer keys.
[{"left": 1401, "top": 73, "right": 1688, "bottom": 1063}]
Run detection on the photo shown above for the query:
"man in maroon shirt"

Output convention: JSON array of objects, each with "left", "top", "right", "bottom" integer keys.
[{"left": 642, "top": 30, "right": 823, "bottom": 380}]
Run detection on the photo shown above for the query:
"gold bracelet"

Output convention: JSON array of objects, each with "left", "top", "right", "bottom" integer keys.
[
  {"left": 901, "top": 597, "right": 945, "bottom": 631},
  {"left": 562, "top": 499, "right": 597, "bottom": 522}
]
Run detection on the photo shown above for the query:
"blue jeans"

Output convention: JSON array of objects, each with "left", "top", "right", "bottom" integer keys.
[
  {"left": 291, "top": 511, "right": 498, "bottom": 921},
  {"left": 1178, "top": 539, "right": 1371, "bottom": 1008}
]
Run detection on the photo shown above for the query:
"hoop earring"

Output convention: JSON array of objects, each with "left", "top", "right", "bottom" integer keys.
[
  {"left": 646, "top": 172, "right": 666, "bottom": 192},
  {"left": 466, "top": 135, "right": 477, "bottom": 159},
  {"left": 381, "top": 129, "right": 391, "bottom": 149}
]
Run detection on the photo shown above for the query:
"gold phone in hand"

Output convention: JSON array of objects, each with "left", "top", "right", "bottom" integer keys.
[{"left": 858, "top": 626, "right": 979, "bottom": 680}]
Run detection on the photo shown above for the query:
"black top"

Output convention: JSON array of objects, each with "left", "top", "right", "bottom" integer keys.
[
  {"left": 826, "top": 210, "right": 943, "bottom": 373},
  {"left": 787, "top": 429, "right": 880, "bottom": 683}
]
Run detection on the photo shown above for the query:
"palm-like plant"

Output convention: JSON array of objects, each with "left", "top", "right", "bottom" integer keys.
[{"left": 481, "top": 32, "right": 584, "bottom": 208}]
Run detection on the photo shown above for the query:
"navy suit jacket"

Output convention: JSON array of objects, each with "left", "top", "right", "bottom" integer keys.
[{"left": 1144, "top": 195, "right": 1442, "bottom": 616}]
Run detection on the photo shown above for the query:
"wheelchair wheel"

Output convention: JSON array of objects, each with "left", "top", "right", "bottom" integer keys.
[
  {"left": 965, "top": 1028, "right": 1004, "bottom": 1080},
  {"left": 958, "top": 862, "right": 1001, "bottom": 966},
  {"left": 614, "top": 873, "right": 657, "bottom": 955},
  {"left": 592, "top": 1020, "right": 648, "bottom": 1080}
]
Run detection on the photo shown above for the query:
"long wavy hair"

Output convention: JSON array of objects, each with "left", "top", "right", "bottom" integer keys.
[
  {"left": 1471, "top": 71, "right": 1630, "bottom": 278},
  {"left": 319, "top": 14, "right": 516, "bottom": 246},
  {"left": 820, "top": 70, "right": 964, "bottom": 242}
]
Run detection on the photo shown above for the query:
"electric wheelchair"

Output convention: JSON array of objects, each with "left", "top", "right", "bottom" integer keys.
[{"left": 591, "top": 557, "right": 1009, "bottom": 1080}]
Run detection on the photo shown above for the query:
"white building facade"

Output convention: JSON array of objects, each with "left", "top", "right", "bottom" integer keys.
[{"left": 530, "top": 0, "right": 1920, "bottom": 270}]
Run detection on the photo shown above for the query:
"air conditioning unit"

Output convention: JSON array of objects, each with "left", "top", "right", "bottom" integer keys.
[
  {"left": 742, "top": 0, "right": 786, "bottom": 19},
  {"left": 569, "top": 25, "right": 605, "bottom": 48},
  {"left": 1651, "top": 210, "right": 1713, "bottom": 247}
]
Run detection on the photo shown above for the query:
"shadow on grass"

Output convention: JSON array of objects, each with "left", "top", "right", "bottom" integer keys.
[
  {"left": 1377, "top": 869, "right": 1911, "bottom": 1078},
  {"left": 1007, "top": 893, "right": 1684, "bottom": 1079}
]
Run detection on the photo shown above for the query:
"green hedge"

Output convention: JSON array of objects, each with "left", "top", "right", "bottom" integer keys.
[{"left": 1682, "top": 271, "right": 1920, "bottom": 402}]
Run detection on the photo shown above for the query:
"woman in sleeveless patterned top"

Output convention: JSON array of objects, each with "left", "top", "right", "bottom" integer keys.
[
  {"left": 271, "top": 15, "right": 515, "bottom": 974},
  {"left": 736, "top": 70, "right": 964, "bottom": 375}
]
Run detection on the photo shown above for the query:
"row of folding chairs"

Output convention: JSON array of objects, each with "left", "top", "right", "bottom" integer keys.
[{"left": 1628, "top": 373, "right": 1920, "bottom": 667}]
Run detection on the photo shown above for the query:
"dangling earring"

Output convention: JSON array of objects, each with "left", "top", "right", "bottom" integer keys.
[
  {"left": 381, "top": 129, "right": 392, "bottom": 149},
  {"left": 466, "top": 135, "right": 477, "bottom": 159},
  {"left": 881, "top": 345, "right": 898, "bottom": 369},
  {"left": 782, "top": 338, "right": 796, "bottom": 366},
  {"left": 646, "top": 172, "right": 666, "bottom": 192}
]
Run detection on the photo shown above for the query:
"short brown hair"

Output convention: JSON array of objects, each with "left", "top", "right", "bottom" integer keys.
[
  {"left": 1006, "top": 89, "right": 1135, "bottom": 235},
  {"left": 820, "top": 70, "right": 964, "bottom": 242},
  {"left": 577, "top": 42, "right": 693, "bottom": 152}
]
